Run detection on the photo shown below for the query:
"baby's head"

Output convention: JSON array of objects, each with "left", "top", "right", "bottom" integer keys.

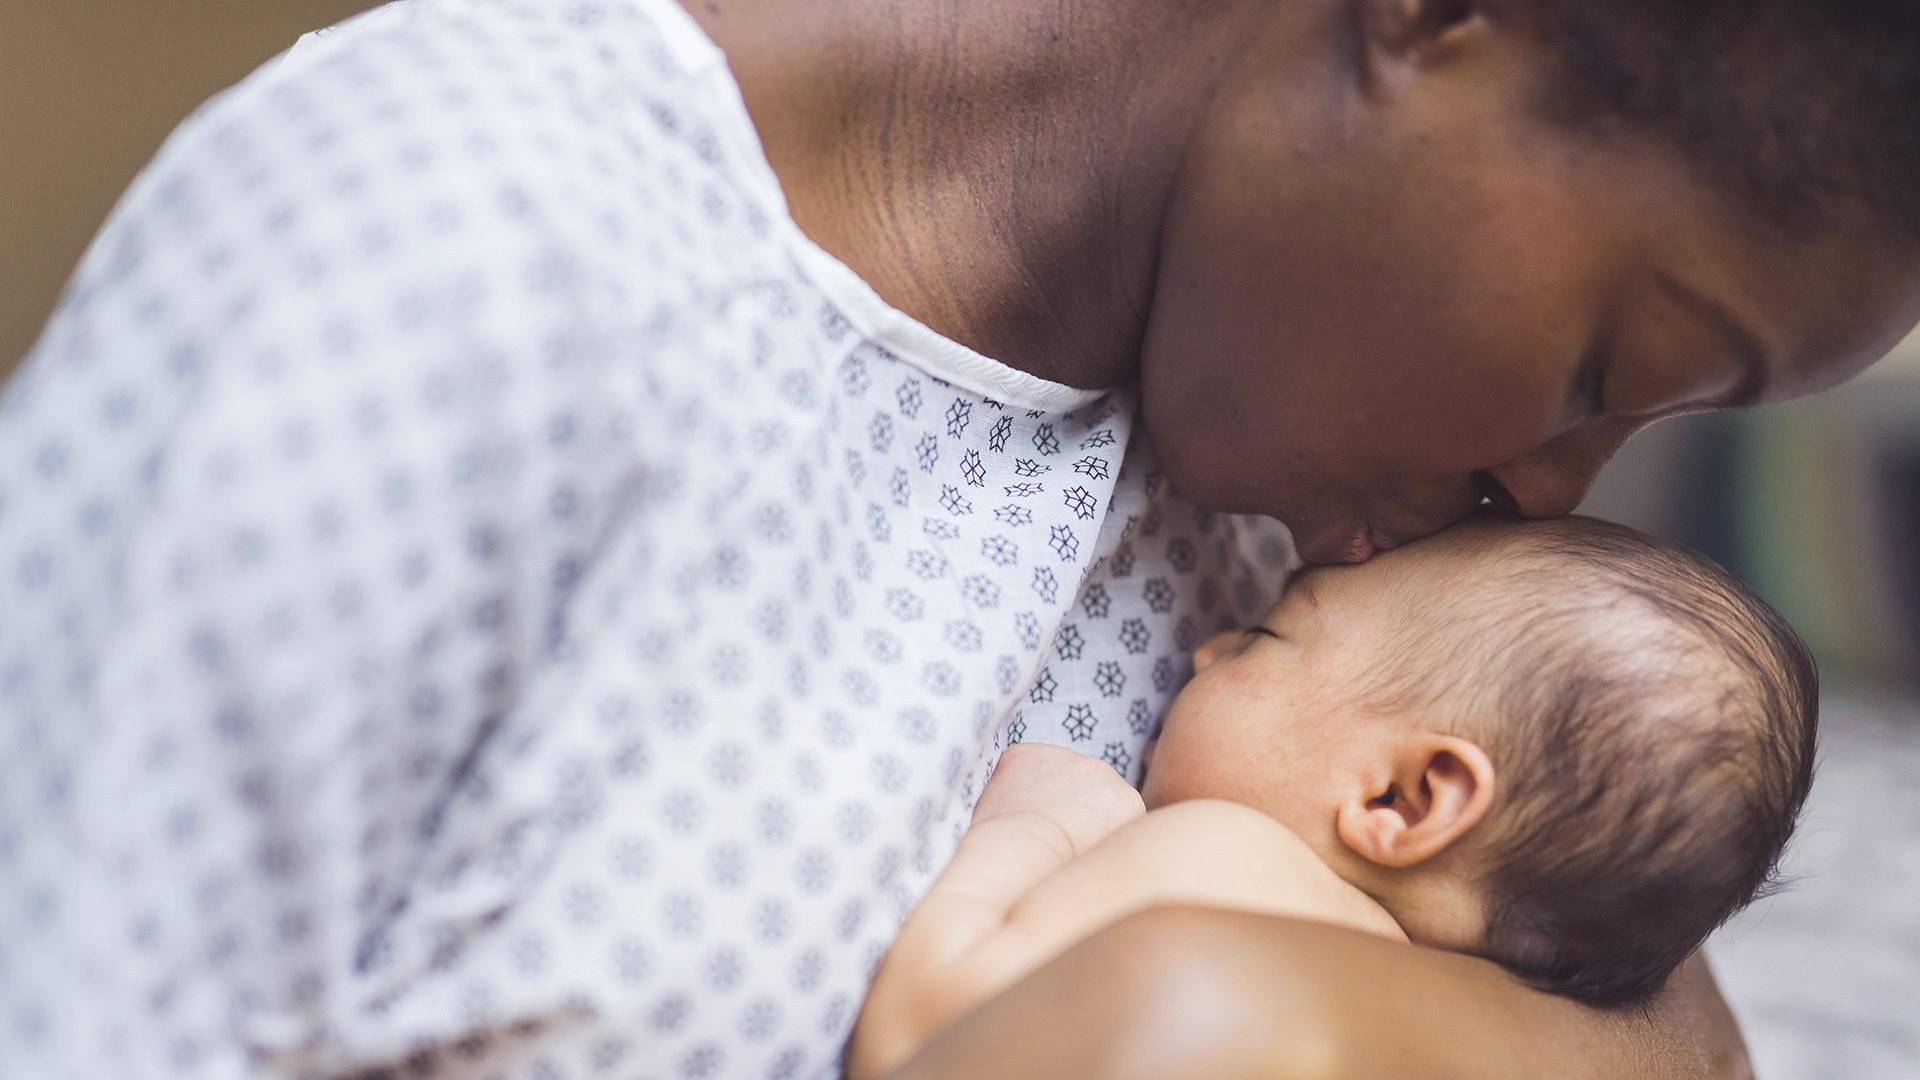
[{"left": 1142, "top": 514, "right": 1817, "bottom": 1005}]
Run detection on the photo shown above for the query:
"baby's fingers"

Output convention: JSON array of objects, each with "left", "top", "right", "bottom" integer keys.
[{"left": 976, "top": 743, "right": 1144, "bottom": 852}]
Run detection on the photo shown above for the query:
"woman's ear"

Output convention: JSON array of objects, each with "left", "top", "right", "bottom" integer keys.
[
  {"left": 1357, "top": 0, "right": 1489, "bottom": 63},
  {"left": 1335, "top": 734, "right": 1495, "bottom": 870}
]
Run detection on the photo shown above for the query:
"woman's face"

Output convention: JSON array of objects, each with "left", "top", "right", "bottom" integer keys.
[{"left": 1139, "top": 9, "right": 1920, "bottom": 565}]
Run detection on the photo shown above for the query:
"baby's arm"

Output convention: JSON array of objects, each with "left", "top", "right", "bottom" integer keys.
[
  {"left": 850, "top": 744, "right": 1148, "bottom": 1078},
  {"left": 850, "top": 744, "right": 1406, "bottom": 1079}
]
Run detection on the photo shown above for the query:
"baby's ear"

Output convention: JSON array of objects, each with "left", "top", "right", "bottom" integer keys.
[{"left": 1335, "top": 734, "right": 1495, "bottom": 869}]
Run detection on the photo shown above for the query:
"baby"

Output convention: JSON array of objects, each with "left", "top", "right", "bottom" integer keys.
[{"left": 851, "top": 514, "right": 1817, "bottom": 1077}]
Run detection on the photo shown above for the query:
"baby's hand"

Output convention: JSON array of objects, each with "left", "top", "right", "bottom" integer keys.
[
  {"left": 850, "top": 745, "right": 1143, "bottom": 1080},
  {"left": 974, "top": 743, "right": 1145, "bottom": 857}
]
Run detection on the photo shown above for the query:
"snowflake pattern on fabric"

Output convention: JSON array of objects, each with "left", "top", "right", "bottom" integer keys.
[{"left": 0, "top": 1, "right": 1297, "bottom": 1078}]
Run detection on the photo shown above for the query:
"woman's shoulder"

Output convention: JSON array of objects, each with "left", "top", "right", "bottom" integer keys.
[{"left": 224, "top": 0, "right": 768, "bottom": 263}]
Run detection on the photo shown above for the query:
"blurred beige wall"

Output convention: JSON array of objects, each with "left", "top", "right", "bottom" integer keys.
[
  {"left": 1, "top": 2, "right": 378, "bottom": 374},
  {"left": 4, "top": 4, "right": 1919, "bottom": 384},
  {"left": 1873, "top": 328, "right": 1920, "bottom": 381}
]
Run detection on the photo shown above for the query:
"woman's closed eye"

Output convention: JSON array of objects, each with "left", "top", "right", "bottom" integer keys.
[{"left": 1573, "top": 342, "right": 1611, "bottom": 418}]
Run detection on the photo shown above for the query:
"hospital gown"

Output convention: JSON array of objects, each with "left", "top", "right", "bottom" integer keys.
[{"left": 0, "top": 0, "right": 1296, "bottom": 1075}]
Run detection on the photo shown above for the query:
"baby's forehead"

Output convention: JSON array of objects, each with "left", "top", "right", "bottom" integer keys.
[
  {"left": 1425, "top": 516, "right": 1588, "bottom": 563},
  {"left": 1416, "top": 518, "right": 1670, "bottom": 591},
  {"left": 1403, "top": 528, "right": 1755, "bottom": 661},
  {"left": 1283, "top": 517, "right": 1763, "bottom": 676}
]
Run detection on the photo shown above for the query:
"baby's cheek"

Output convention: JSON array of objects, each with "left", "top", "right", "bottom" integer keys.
[
  {"left": 1138, "top": 733, "right": 1232, "bottom": 809},
  {"left": 1150, "top": 680, "right": 1268, "bottom": 794},
  {"left": 1138, "top": 737, "right": 1197, "bottom": 809}
]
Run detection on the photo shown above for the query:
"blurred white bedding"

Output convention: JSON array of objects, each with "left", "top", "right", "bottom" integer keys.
[{"left": 1709, "top": 694, "right": 1920, "bottom": 1078}]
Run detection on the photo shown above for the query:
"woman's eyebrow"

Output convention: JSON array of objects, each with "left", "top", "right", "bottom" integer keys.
[{"left": 1654, "top": 271, "right": 1772, "bottom": 407}]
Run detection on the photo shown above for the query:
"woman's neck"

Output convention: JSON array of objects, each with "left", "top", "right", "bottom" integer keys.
[{"left": 686, "top": 0, "right": 1260, "bottom": 389}]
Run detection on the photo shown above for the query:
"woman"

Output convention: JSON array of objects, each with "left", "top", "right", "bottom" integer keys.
[{"left": 1, "top": 0, "right": 1915, "bottom": 1076}]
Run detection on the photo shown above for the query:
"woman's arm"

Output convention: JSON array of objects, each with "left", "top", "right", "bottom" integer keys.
[{"left": 886, "top": 907, "right": 1749, "bottom": 1080}]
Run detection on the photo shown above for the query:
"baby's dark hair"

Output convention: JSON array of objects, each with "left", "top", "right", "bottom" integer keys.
[
  {"left": 1367, "top": 516, "right": 1818, "bottom": 1005},
  {"left": 1472, "top": 519, "right": 1816, "bottom": 1005},
  {"left": 1528, "top": 2, "right": 1920, "bottom": 241}
]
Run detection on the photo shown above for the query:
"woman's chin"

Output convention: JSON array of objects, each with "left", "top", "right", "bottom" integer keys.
[{"left": 1294, "top": 521, "right": 1380, "bottom": 565}]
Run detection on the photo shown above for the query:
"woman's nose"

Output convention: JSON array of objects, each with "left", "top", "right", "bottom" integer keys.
[
  {"left": 1193, "top": 630, "right": 1243, "bottom": 672},
  {"left": 1481, "top": 421, "right": 1639, "bottom": 519}
]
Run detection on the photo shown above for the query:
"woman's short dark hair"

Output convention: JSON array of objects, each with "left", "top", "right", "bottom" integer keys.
[{"left": 1532, "top": 2, "right": 1920, "bottom": 241}]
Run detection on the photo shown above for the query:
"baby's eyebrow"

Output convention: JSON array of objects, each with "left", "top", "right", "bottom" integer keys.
[{"left": 1281, "top": 572, "right": 1322, "bottom": 612}]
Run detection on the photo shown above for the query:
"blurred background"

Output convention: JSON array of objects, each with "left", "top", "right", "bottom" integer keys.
[{"left": 4, "top": 4, "right": 1916, "bottom": 1075}]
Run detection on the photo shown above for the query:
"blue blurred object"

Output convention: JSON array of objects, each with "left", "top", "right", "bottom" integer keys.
[{"left": 1585, "top": 353, "right": 1920, "bottom": 689}]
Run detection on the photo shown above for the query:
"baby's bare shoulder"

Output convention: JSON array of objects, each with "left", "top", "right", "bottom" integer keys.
[
  {"left": 1108, "top": 800, "right": 1407, "bottom": 942},
  {"left": 1130, "top": 799, "right": 1324, "bottom": 866}
]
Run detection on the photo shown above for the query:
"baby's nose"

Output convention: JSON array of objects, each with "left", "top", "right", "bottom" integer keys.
[{"left": 1192, "top": 630, "right": 1242, "bottom": 672}]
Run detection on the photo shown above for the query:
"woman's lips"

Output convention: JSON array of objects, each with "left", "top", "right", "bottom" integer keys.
[
  {"left": 1340, "top": 529, "right": 1377, "bottom": 564},
  {"left": 1306, "top": 523, "right": 1397, "bottom": 565}
]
